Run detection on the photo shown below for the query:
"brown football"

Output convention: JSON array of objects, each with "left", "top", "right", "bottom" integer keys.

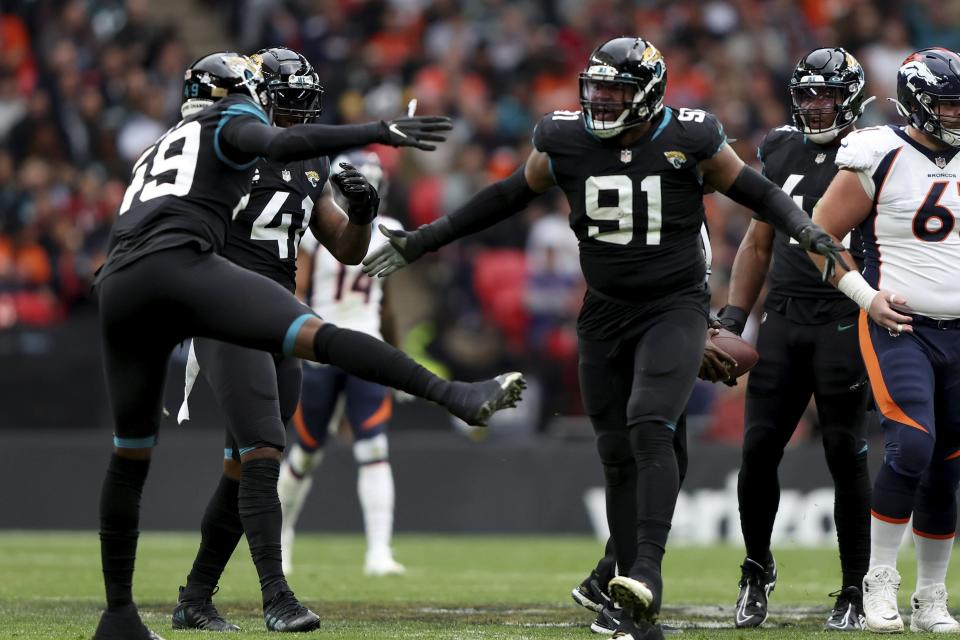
[{"left": 710, "top": 328, "right": 759, "bottom": 379}]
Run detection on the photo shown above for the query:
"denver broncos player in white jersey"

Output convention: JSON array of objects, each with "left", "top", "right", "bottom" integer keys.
[
  {"left": 809, "top": 48, "right": 960, "bottom": 634},
  {"left": 279, "top": 150, "right": 407, "bottom": 577}
]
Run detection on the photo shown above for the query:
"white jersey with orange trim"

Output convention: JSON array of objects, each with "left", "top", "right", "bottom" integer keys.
[
  {"left": 836, "top": 124, "right": 960, "bottom": 319},
  {"left": 301, "top": 215, "right": 402, "bottom": 340}
]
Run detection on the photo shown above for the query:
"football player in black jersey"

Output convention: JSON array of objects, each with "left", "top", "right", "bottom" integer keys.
[
  {"left": 717, "top": 48, "right": 873, "bottom": 631},
  {"left": 362, "top": 36, "right": 847, "bottom": 638},
  {"left": 169, "top": 47, "right": 385, "bottom": 633},
  {"left": 92, "top": 51, "right": 525, "bottom": 640}
]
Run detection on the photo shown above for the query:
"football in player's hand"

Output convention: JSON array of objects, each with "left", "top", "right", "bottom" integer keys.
[{"left": 711, "top": 328, "right": 759, "bottom": 379}]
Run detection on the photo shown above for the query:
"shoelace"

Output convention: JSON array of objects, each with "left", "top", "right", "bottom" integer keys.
[
  {"left": 869, "top": 575, "right": 900, "bottom": 608},
  {"left": 916, "top": 590, "right": 952, "bottom": 619},
  {"left": 266, "top": 592, "right": 307, "bottom": 620}
]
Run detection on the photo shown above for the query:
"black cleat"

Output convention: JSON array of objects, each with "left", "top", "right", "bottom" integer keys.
[
  {"left": 172, "top": 586, "right": 240, "bottom": 632},
  {"left": 824, "top": 585, "right": 865, "bottom": 631},
  {"left": 611, "top": 613, "right": 666, "bottom": 640},
  {"left": 735, "top": 555, "right": 777, "bottom": 628},
  {"left": 609, "top": 575, "right": 660, "bottom": 625},
  {"left": 93, "top": 603, "right": 166, "bottom": 640},
  {"left": 573, "top": 572, "right": 613, "bottom": 613},
  {"left": 591, "top": 606, "right": 621, "bottom": 634},
  {"left": 446, "top": 372, "right": 526, "bottom": 426},
  {"left": 262, "top": 590, "right": 320, "bottom": 632}
]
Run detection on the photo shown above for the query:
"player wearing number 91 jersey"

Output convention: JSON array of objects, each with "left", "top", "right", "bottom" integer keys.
[{"left": 360, "top": 36, "right": 847, "bottom": 637}]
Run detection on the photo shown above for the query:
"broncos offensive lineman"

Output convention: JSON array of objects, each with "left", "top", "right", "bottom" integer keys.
[
  {"left": 809, "top": 47, "right": 960, "bottom": 635},
  {"left": 92, "top": 51, "right": 524, "bottom": 640},
  {"left": 363, "top": 36, "right": 846, "bottom": 639}
]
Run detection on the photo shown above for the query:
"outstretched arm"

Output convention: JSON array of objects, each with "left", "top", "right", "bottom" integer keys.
[
  {"left": 719, "top": 220, "right": 774, "bottom": 334},
  {"left": 700, "top": 145, "right": 848, "bottom": 278},
  {"left": 361, "top": 148, "right": 555, "bottom": 277},
  {"left": 219, "top": 114, "right": 452, "bottom": 165},
  {"left": 809, "top": 169, "right": 913, "bottom": 333}
]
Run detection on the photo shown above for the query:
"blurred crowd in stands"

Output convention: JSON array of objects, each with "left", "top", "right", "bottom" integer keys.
[{"left": 1, "top": 0, "right": 956, "bottom": 436}]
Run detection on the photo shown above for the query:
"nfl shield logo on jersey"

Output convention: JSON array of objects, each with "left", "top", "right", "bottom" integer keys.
[
  {"left": 620, "top": 149, "right": 632, "bottom": 163},
  {"left": 282, "top": 169, "right": 292, "bottom": 182},
  {"left": 936, "top": 156, "right": 947, "bottom": 169},
  {"left": 815, "top": 152, "right": 826, "bottom": 164}
]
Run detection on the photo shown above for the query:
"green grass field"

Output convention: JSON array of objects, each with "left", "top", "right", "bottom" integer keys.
[{"left": 2, "top": 531, "right": 952, "bottom": 639}]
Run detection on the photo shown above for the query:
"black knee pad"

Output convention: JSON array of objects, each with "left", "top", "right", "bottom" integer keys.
[{"left": 603, "top": 459, "right": 634, "bottom": 487}]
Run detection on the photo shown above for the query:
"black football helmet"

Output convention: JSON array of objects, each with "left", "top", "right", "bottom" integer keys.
[
  {"left": 789, "top": 48, "right": 870, "bottom": 143},
  {"left": 579, "top": 37, "right": 667, "bottom": 139},
  {"left": 252, "top": 47, "right": 323, "bottom": 125},
  {"left": 181, "top": 52, "right": 270, "bottom": 118},
  {"left": 896, "top": 48, "right": 960, "bottom": 147}
]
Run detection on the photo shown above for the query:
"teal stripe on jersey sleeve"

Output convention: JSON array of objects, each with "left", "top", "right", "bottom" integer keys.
[
  {"left": 650, "top": 107, "right": 673, "bottom": 141},
  {"left": 214, "top": 101, "right": 270, "bottom": 170}
]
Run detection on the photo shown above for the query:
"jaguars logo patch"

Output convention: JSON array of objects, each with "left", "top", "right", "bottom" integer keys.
[
  {"left": 664, "top": 151, "right": 687, "bottom": 169},
  {"left": 305, "top": 171, "right": 321, "bottom": 187}
]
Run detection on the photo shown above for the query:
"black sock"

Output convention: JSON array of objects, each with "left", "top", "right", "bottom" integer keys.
[
  {"left": 594, "top": 536, "right": 617, "bottom": 590},
  {"left": 824, "top": 435, "right": 871, "bottom": 589},
  {"left": 737, "top": 418, "right": 788, "bottom": 566},
  {"left": 602, "top": 457, "right": 638, "bottom": 581},
  {"left": 313, "top": 323, "right": 450, "bottom": 403},
  {"left": 629, "top": 422, "right": 678, "bottom": 582},
  {"left": 100, "top": 453, "right": 151, "bottom": 610},
  {"left": 238, "top": 458, "right": 287, "bottom": 603},
  {"left": 183, "top": 474, "right": 243, "bottom": 602}
]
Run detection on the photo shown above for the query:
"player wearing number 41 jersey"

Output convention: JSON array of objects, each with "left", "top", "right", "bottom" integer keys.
[
  {"left": 810, "top": 48, "right": 960, "bottom": 635},
  {"left": 362, "top": 36, "right": 847, "bottom": 639},
  {"left": 91, "top": 49, "right": 525, "bottom": 640},
  {"left": 720, "top": 48, "right": 873, "bottom": 631}
]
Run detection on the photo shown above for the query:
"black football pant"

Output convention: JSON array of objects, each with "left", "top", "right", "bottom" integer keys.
[
  {"left": 191, "top": 339, "right": 303, "bottom": 457},
  {"left": 579, "top": 306, "right": 706, "bottom": 607},
  {"left": 98, "top": 246, "right": 315, "bottom": 447},
  {"left": 737, "top": 308, "right": 870, "bottom": 589}
]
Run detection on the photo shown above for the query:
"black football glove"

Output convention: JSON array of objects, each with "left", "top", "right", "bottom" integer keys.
[
  {"left": 361, "top": 225, "right": 430, "bottom": 278},
  {"left": 379, "top": 115, "right": 453, "bottom": 151},
  {"left": 796, "top": 224, "right": 851, "bottom": 282},
  {"left": 330, "top": 162, "right": 379, "bottom": 225}
]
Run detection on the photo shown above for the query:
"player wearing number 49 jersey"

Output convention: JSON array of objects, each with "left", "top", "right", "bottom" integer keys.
[
  {"left": 810, "top": 48, "right": 960, "bottom": 635},
  {"left": 91, "top": 49, "right": 526, "bottom": 640},
  {"left": 362, "top": 36, "right": 847, "bottom": 639},
  {"left": 719, "top": 48, "right": 873, "bottom": 631}
]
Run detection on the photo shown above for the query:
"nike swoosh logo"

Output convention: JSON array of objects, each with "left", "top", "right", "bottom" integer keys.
[
  {"left": 388, "top": 123, "right": 407, "bottom": 139},
  {"left": 838, "top": 323, "right": 855, "bottom": 331}
]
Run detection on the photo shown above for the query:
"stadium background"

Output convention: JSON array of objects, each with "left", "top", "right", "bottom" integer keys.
[{"left": 0, "top": 0, "right": 954, "bottom": 539}]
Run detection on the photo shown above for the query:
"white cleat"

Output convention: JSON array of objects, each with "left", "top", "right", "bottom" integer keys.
[
  {"left": 364, "top": 554, "right": 407, "bottom": 577},
  {"left": 863, "top": 565, "right": 904, "bottom": 633},
  {"left": 911, "top": 584, "right": 960, "bottom": 633}
]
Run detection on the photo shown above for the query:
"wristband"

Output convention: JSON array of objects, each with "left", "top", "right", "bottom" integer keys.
[{"left": 837, "top": 271, "right": 879, "bottom": 312}]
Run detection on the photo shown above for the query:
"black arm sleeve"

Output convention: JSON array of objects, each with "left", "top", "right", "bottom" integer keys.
[
  {"left": 723, "top": 165, "right": 811, "bottom": 239},
  {"left": 220, "top": 118, "right": 386, "bottom": 164},
  {"left": 417, "top": 165, "right": 540, "bottom": 251}
]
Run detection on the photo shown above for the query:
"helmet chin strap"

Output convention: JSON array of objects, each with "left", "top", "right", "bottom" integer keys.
[{"left": 807, "top": 129, "right": 840, "bottom": 144}]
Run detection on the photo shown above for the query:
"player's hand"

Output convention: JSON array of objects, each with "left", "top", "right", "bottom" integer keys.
[
  {"left": 797, "top": 224, "right": 851, "bottom": 282},
  {"left": 379, "top": 116, "right": 453, "bottom": 151},
  {"left": 330, "top": 162, "right": 379, "bottom": 224},
  {"left": 361, "top": 225, "right": 427, "bottom": 277},
  {"left": 699, "top": 328, "right": 738, "bottom": 384},
  {"left": 869, "top": 290, "right": 914, "bottom": 335}
]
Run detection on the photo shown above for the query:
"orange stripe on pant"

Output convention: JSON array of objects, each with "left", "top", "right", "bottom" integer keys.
[
  {"left": 913, "top": 528, "right": 956, "bottom": 540},
  {"left": 293, "top": 403, "right": 318, "bottom": 449},
  {"left": 872, "top": 509, "right": 910, "bottom": 525},
  {"left": 361, "top": 394, "right": 393, "bottom": 430},
  {"left": 858, "top": 310, "right": 928, "bottom": 433}
]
